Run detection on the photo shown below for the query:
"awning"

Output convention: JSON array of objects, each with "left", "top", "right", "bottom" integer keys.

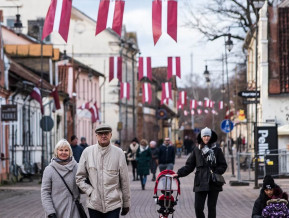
[{"left": 278, "top": 125, "right": 289, "bottom": 136}]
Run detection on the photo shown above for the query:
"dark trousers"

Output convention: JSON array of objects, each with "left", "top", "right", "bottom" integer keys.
[
  {"left": 88, "top": 208, "right": 121, "bottom": 218},
  {"left": 195, "top": 191, "right": 219, "bottom": 218},
  {"left": 131, "top": 160, "right": 138, "bottom": 179}
]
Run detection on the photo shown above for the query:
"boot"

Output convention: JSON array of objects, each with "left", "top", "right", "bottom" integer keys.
[
  {"left": 142, "top": 183, "right": 145, "bottom": 190},
  {"left": 152, "top": 174, "right": 156, "bottom": 181}
]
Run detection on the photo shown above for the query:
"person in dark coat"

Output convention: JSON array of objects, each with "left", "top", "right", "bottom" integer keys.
[
  {"left": 79, "top": 137, "right": 89, "bottom": 150},
  {"left": 252, "top": 175, "right": 289, "bottom": 218},
  {"left": 149, "top": 140, "right": 159, "bottom": 181},
  {"left": 70, "top": 135, "right": 83, "bottom": 163},
  {"left": 158, "top": 137, "right": 175, "bottom": 172},
  {"left": 173, "top": 127, "right": 227, "bottom": 218},
  {"left": 136, "top": 139, "right": 151, "bottom": 190}
]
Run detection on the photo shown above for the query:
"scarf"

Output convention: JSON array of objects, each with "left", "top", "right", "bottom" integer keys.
[
  {"left": 201, "top": 145, "right": 216, "bottom": 165},
  {"left": 53, "top": 156, "right": 72, "bottom": 165}
]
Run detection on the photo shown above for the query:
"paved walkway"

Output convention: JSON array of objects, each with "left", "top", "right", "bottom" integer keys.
[{"left": 1, "top": 155, "right": 289, "bottom": 218}]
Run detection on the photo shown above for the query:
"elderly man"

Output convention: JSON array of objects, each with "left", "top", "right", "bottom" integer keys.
[
  {"left": 76, "top": 124, "right": 130, "bottom": 218},
  {"left": 158, "top": 137, "right": 175, "bottom": 172}
]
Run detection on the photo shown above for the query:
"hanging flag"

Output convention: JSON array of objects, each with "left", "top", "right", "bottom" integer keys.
[
  {"left": 177, "top": 100, "right": 183, "bottom": 110},
  {"left": 109, "top": 56, "right": 122, "bottom": 82},
  {"left": 30, "top": 86, "right": 44, "bottom": 114},
  {"left": 161, "top": 82, "right": 172, "bottom": 104},
  {"left": 204, "top": 109, "right": 209, "bottom": 114},
  {"left": 50, "top": 87, "right": 61, "bottom": 111},
  {"left": 204, "top": 98, "right": 210, "bottom": 108},
  {"left": 162, "top": 98, "right": 169, "bottom": 105},
  {"left": 167, "top": 57, "right": 181, "bottom": 79},
  {"left": 212, "top": 109, "right": 218, "bottom": 115},
  {"left": 95, "top": 0, "right": 125, "bottom": 37},
  {"left": 89, "top": 102, "right": 99, "bottom": 123},
  {"left": 190, "top": 99, "right": 197, "bottom": 110},
  {"left": 197, "top": 109, "right": 202, "bottom": 115},
  {"left": 78, "top": 102, "right": 90, "bottom": 110},
  {"left": 210, "top": 101, "right": 215, "bottom": 109},
  {"left": 184, "top": 110, "right": 188, "bottom": 116},
  {"left": 42, "top": 0, "right": 72, "bottom": 42},
  {"left": 152, "top": 0, "right": 177, "bottom": 45},
  {"left": 138, "top": 57, "right": 152, "bottom": 81},
  {"left": 120, "top": 82, "right": 130, "bottom": 100},
  {"left": 178, "top": 91, "right": 186, "bottom": 106},
  {"left": 142, "top": 83, "right": 152, "bottom": 104},
  {"left": 197, "top": 101, "right": 203, "bottom": 107},
  {"left": 191, "top": 109, "right": 195, "bottom": 115},
  {"left": 219, "top": 101, "right": 224, "bottom": 110}
]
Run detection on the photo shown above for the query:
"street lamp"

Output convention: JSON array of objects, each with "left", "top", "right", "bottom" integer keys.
[
  {"left": 203, "top": 65, "right": 210, "bottom": 79},
  {"left": 225, "top": 33, "right": 233, "bottom": 52},
  {"left": 13, "top": 13, "right": 23, "bottom": 35}
]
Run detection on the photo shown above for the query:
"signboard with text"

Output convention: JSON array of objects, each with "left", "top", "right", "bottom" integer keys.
[
  {"left": 1, "top": 105, "right": 17, "bottom": 121},
  {"left": 238, "top": 91, "right": 260, "bottom": 98}
]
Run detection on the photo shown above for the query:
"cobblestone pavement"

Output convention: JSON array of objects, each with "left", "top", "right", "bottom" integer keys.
[{"left": 1, "top": 155, "right": 289, "bottom": 218}]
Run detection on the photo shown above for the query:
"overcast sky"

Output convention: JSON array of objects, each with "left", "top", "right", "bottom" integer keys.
[{"left": 72, "top": 0, "right": 237, "bottom": 88}]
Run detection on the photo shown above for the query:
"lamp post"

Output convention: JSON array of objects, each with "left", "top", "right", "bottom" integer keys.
[
  {"left": 224, "top": 33, "right": 235, "bottom": 177},
  {"left": 203, "top": 65, "right": 213, "bottom": 127}
]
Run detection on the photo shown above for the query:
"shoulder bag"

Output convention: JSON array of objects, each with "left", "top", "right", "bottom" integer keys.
[
  {"left": 210, "top": 169, "right": 226, "bottom": 186},
  {"left": 52, "top": 166, "right": 88, "bottom": 218}
]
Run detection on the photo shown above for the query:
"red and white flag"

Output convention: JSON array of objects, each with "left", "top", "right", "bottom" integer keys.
[
  {"left": 95, "top": 0, "right": 125, "bottom": 37},
  {"left": 197, "top": 109, "right": 202, "bottom": 115},
  {"left": 109, "top": 56, "right": 122, "bottom": 82},
  {"left": 212, "top": 109, "right": 218, "bottom": 115},
  {"left": 167, "top": 57, "right": 181, "bottom": 79},
  {"left": 78, "top": 102, "right": 90, "bottom": 110},
  {"left": 204, "top": 98, "right": 210, "bottom": 108},
  {"left": 191, "top": 109, "right": 195, "bottom": 115},
  {"left": 162, "top": 98, "right": 170, "bottom": 105},
  {"left": 89, "top": 102, "right": 99, "bottom": 123},
  {"left": 198, "top": 101, "right": 203, "bottom": 107},
  {"left": 42, "top": 0, "right": 72, "bottom": 42},
  {"left": 204, "top": 109, "right": 209, "bottom": 114},
  {"left": 161, "top": 82, "right": 172, "bottom": 104},
  {"left": 219, "top": 101, "right": 224, "bottom": 110},
  {"left": 184, "top": 110, "right": 188, "bottom": 116},
  {"left": 190, "top": 99, "right": 197, "bottom": 110},
  {"left": 120, "top": 82, "right": 130, "bottom": 100},
  {"left": 142, "top": 83, "right": 152, "bottom": 104},
  {"left": 138, "top": 57, "right": 152, "bottom": 81},
  {"left": 210, "top": 101, "right": 215, "bottom": 108},
  {"left": 178, "top": 91, "right": 187, "bottom": 105},
  {"left": 30, "top": 87, "right": 44, "bottom": 114},
  {"left": 50, "top": 87, "right": 61, "bottom": 111},
  {"left": 177, "top": 100, "right": 183, "bottom": 110},
  {"left": 152, "top": 0, "right": 178, "bottom": 45}
]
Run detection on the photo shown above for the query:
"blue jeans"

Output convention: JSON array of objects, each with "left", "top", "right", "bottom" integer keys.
[{"left": 159, "top": 163, "right": 174, "bottom": 172}]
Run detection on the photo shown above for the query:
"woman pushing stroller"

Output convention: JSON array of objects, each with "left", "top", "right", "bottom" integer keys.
[{"left": 173, "top": 127, "right": 227, "bottom": 218}]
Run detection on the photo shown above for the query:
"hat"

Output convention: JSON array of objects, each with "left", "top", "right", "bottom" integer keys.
[
  {"left": 201, "top": 127, "right": 212, "bottom": 138},
  {"left": 262, "top": 175, "right": 275, "bottom": 190},
  {"left": 80, "top": 137, "right": 86, "bottom": 141},
  {"left": 95, "top": 124, "right": 112, "bottom": 133},
  {"left": 131, "top": 137, "right": 139, "bottom": 143}
]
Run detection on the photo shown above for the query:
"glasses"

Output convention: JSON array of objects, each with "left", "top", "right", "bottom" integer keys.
[{"left": 97, "top": 132, "right": 110, "bottom": 136}]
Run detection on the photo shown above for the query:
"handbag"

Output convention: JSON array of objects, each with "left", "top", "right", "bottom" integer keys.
[
  {"left": 210, "top": 169, "right": 226, "bottom": 186},
  {"left": 52, "top": 166, "right": 88, "bottom": 218}
]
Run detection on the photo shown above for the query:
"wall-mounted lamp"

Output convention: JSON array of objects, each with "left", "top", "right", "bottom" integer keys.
[{"left": 13, "top": 13, "right": 23, "bottom": 35}]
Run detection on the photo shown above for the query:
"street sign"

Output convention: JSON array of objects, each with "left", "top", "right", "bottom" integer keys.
[
  {"left": 156, "top": 109, "right": 167, "bottom": 120},
  {"left": 220, "top": 119, "right": 234, "bottom": 133},
  {"left": 1, "top": 105, "right": 17, "bottom": 121},
  {"left": 238, "top": 91, "right": 260, "bottom": 98},
  {"left": 243, "top": 100, "right": 260, "bottom": 104},
  {"left": 40, "top": 116, "right": 54, "bottom": 132}
]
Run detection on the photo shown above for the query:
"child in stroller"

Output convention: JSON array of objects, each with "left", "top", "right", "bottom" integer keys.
[{"left": 153, "top": 170, "right": 180, "bottom": 218}]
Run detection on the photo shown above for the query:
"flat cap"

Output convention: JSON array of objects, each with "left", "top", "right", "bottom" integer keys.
[{"left": 95, "top": 124, "right": 112, "bottom": 133}]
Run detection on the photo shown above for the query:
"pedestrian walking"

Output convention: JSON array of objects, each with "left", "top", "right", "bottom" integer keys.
[
  {"left": 114, "top": 140, "right": 121, "bottom": 148},
  {"left": 252, "top": 175, "right": 289, "bottom": 218},
  {"left": 79, "top": 137, "right": 89, "bottom": 150},
  {"left": 173, "top": 127, "right": 227, "bottom": 218},
  {"left": 158, "top": 137, "right": 175, "bottom": 172},
  {"left": 70, "top": 135, "right": 84, "bottom": 163},
  {"left": 175, "top": 137, "right": 183, "bottom": 158},
  {"left": 76, "top": 124, "right": 130, "bottom": 218},
  {"left": 127, "top": 137, "right": 140, "bottom": 181},
  {"left": 41, "top": 139, "right": 82, "bottom": 218},
  {"left": 149, "top": 140, "right": 159, "bottom": 181},
  {"left": 136, "top": 139, "right": 151, "bottom": 190}
]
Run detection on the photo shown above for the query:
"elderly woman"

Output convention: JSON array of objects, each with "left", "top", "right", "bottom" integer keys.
[
  {"left": 173, "top": 127, "right": 227, "bottom": 218},
  {"left": 41, "top": 139, "right": 82, "bottom": 218}
]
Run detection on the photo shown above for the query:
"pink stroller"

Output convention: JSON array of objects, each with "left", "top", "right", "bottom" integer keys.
[{"left": 153, "top": 170, "right": 181, "bottom": 218}]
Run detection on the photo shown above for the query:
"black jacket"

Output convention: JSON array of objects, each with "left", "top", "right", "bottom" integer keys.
[
  {"left": 177, "top": 131, "right": 227, "bottom": 192},
  {"left": 158, "top": 145, "right": 175, "bottom": 165}
]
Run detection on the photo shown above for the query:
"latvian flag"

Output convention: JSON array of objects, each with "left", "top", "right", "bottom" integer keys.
[
  {"left": 197, "top": 109, "right": 202, "bottom": 115},
  {"left": 89, "top": 102, "right": 99, "bottom": 123},
  {"left": 184, "top": 110, "right": 188, "bottom": 116},
  {"left": 152, "top": 0, "right": 178, "bottom": 45},
  {"left": 204, "top": 98, "right": 210, "bottom": 108},
  {"left": 177, "top": 101, "right": 183, "bottom": 110},
  {"left": 78, "top": 102, "right": 90, "bottom": 110},
  {"left": 142, "top": 83, "right": 152, "bottom": 104},
  {"left": 219, "top": 101, "right": 224, "bottom": 110},
  {"left": 178, "top": 91, "right": 187, "bottom": 106},
  {"left": 204, "top": 109, "right": 209, "bottom": 114},
  {"left": 210, "top": 101, "right": 215, "bottom": 108},
  {"left": 95, "top": 0, "right": 125, "bottom": 37},
  {"left": 167, "top": 57, "right": 181, "bottom": 79},
  {"left": 161, "top": 82, "right": 172, "bottom": 104},
  {"left": 50, "top": 87, "right": 61, "bottom": 111},
  {"left": 190, "top": 99, "right": 197, "bottom": 110},
  {"left": 30, "top": 86, "right": 44, "bottom": 114},
  {"left": 138, "top": 57, "right": 152, "bottom": 81},
  {"left": 42, "top": 0, "right": 72, "bottom": 42},
  {"left": 191, "top": 109, "right": 195, "bottom": 115},
  {"left": 109, "top": 56, "right": 122, "bottom": 82},
  {"left": 198, "top": 101, "right": 203, "bottom": 107},
  {"left": 120, "top": 82, "right": 130, "bottom": 100}
]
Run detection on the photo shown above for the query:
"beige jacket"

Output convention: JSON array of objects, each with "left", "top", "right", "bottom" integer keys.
[{"left": 76, "top": 143, "right": 130, "bottom": 213}]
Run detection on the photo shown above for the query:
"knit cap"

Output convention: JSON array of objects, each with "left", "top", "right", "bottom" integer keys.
[
  {"left": 262, "top": 175, "right": 275, "bottom": 190},
  {"left": 201, "top": 127, "right": 212, "bottom": 138}
]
